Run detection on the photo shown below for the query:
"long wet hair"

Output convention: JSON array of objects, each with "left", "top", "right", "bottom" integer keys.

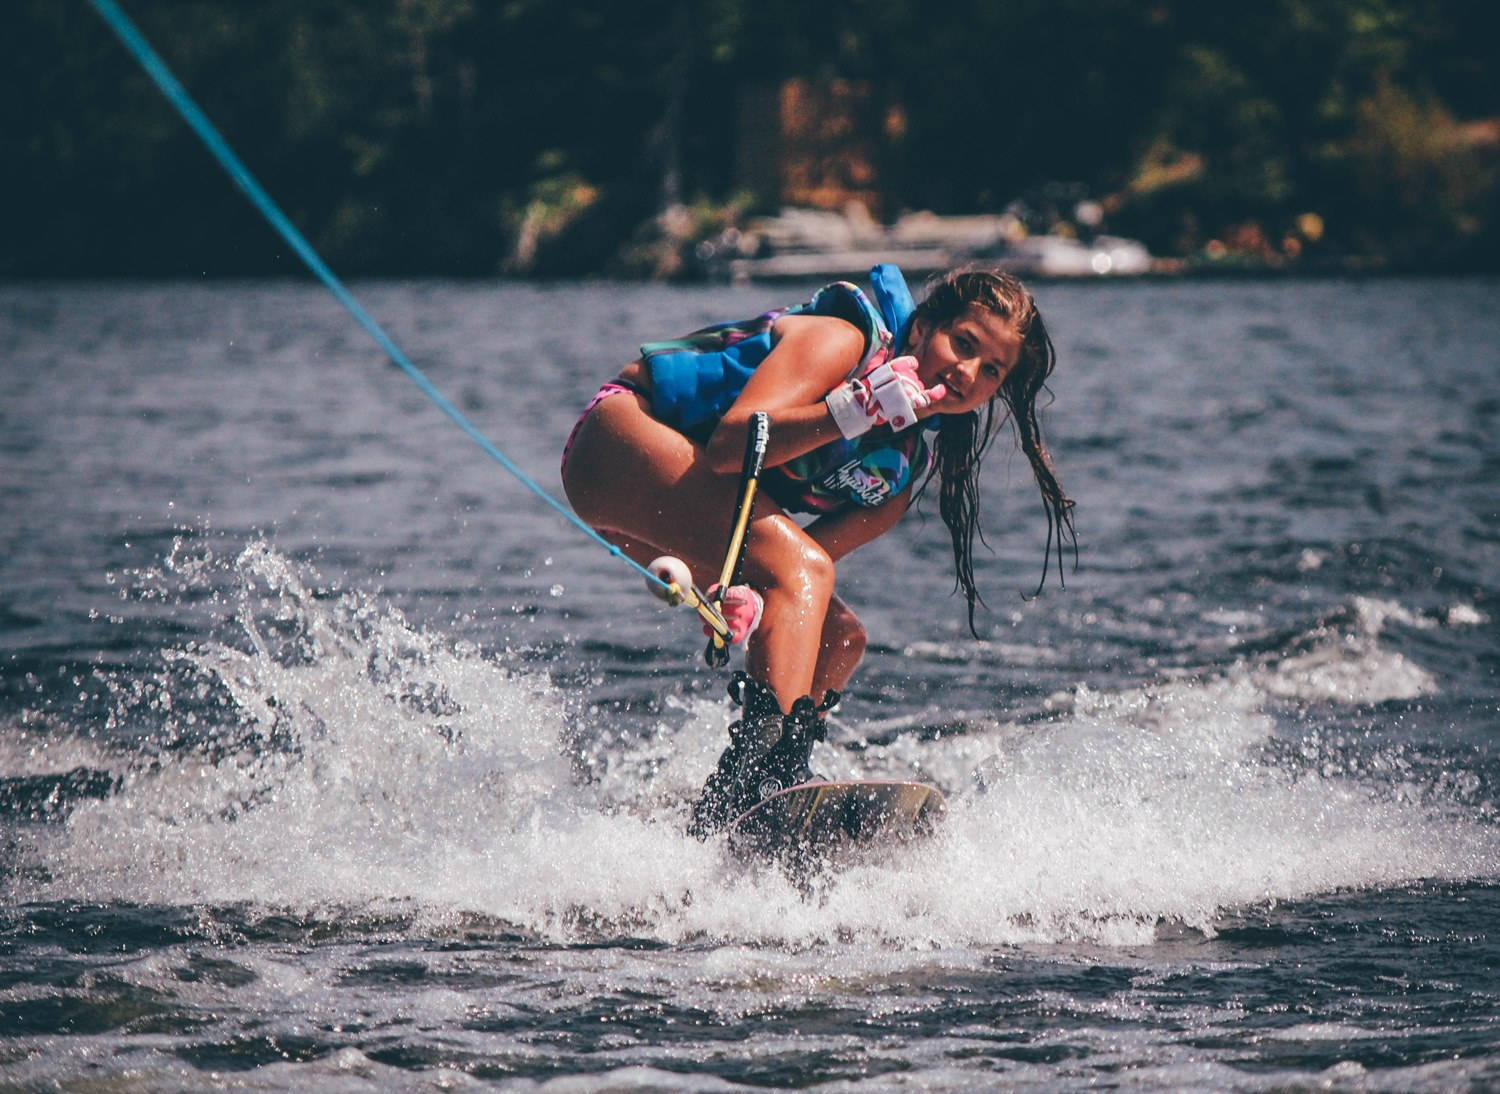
[{"left": 909, "top": 267, "right": 1076, "bottom": 635}]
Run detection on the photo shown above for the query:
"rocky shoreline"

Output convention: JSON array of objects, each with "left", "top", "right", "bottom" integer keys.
[{"left": 688, "top": 206, "right": 1389, "bottom": 284}]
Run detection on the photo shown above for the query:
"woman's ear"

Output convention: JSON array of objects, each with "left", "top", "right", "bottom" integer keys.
[{"left": 905, "top": 316, "right": 928, "bottom": 351}]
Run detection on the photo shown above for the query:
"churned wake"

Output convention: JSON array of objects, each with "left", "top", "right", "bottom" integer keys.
[{"left": 7, "top": 541, "right": 1497, "bottom": 948}]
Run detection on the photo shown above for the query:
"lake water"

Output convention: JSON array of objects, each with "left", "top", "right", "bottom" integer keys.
[{"left": 1, "top": 275, "right": 1497, "bottom": 1090}]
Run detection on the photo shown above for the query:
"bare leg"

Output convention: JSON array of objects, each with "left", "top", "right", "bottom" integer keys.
[
  {"left": 813, "top": 593, "right": 866, "bottom": 700},
  {"left": 563, "top": 392, "right": 842, "bottom": 711}
]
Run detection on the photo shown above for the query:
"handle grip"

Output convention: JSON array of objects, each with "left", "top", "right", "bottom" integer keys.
[{"left": 706, "top": 411, "right": 769, "bottom": 664}]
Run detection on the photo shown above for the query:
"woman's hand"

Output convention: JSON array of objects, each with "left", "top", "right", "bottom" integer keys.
[
  {"left": 702, "top": 584, "right": 763, "bottom": 646},
  {"left": 825, "top": 356, "right": 947, "bottom": 437}
]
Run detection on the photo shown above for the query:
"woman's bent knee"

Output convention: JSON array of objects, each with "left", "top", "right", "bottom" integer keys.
[
  {"left": 825, "top": 601, "right": 866, "bottom": 659},
  {"left": 796, "top": 542, "right": 836, "bottom": 601},
  {"left": 746, "top": 524, "right": 834, "bottom": 603}
]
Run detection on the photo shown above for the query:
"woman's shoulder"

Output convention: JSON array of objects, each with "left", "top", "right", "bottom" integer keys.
[
  {"left": 776, "top": 276, "right": 901, "bottom": 378},
  {"left": 771, "top": 310, "right": 869, "bottom": 345},
  {"left": 768, "top": 312, "right": 869, "bottom": 380}
]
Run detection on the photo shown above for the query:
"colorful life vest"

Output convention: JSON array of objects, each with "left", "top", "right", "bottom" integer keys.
[{"left": 640, "top": 265, "right": 938, "bottom": 514}]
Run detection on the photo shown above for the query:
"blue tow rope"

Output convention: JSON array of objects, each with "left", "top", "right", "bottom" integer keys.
[{"left": 86, "top": 0, "right": 652, "bottom": 583}]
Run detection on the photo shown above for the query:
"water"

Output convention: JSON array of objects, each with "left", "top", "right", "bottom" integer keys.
[{"left": 1, "top": 276, "right": 1497, "bottom": 1090}]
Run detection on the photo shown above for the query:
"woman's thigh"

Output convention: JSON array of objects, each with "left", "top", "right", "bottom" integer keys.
[
  {"left": 563, "top": 395, "right": 835, "bottom": 593},
  {"left": 564, "top": 394, "right": 759, "bottom": 578},
  {"left": 565, "top": 393, "right": 851, "bottom": 703}
]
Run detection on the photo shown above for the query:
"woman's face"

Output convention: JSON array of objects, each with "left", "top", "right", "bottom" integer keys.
[{"left": 908, "top": 305, "right": 1023, "bottom": 416}]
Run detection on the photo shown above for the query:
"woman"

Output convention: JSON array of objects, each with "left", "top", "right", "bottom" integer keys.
[{"left": 561, "top": 264, "right": 1073, "bottom": 832}]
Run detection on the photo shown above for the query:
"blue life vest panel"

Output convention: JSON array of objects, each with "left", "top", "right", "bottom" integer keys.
[{"left": 641, "top": 265, "right": 936, "bottom": 513}]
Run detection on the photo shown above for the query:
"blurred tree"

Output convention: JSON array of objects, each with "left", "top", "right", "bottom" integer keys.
[
  {"left": 1335, "top": 78, "right": 1496, "bottom": 265},
  {"left": 1111, "top": 0, "right": 1496, "bottom": 263},
  {"left": 2, "top": 0, "right": 1495, "bottom": 275}
]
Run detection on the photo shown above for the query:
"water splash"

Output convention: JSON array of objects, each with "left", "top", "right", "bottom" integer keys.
[
  {"left": 7, "top": 542, "right": 1497, "bottom": 949},
  {"left": 1260, "top": 595, "right": 1441, "bottom": 704}
]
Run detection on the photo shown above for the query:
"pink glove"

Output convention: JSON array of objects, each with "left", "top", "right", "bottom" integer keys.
[
  {"left": 703, "top": 583, "right": 763, "bottom": 646},
  {"left": 824, "top": 356, "right": 946, "bottom": 438}
]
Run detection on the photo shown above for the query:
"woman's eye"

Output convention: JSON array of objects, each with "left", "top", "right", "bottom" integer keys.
[{"left": 953, "top": 334, "right": 974, "bottom": 354}]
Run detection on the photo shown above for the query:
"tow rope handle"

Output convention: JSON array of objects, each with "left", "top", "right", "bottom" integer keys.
[{"left": 646, "top": 564, "right": 729, "bottom": 641}]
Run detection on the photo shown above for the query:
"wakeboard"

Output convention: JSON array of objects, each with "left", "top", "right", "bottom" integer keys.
[{"left": 727, "top": 779, "right": 946, "bottom": 868}]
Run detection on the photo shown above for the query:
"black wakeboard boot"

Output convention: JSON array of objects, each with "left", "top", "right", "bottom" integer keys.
[
  {"left": 751, "top": 688, "right": 840, "bottom": 799},
  {"left": 688, "top": 672, "right": 785, "bottom": 838},
  {"left": 689, "top": 676, "right": 841, "bottom": 838}
]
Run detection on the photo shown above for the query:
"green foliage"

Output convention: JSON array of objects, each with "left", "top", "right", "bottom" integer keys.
[
  {"left": 1335, "top": 79, "right": 1496, "bottom": 262},
  {"left": 4, "top": 0, "right": 1495, "bottom": 276}
]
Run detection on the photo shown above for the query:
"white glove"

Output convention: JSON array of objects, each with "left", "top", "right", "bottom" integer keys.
[{"left": 824, "top": 356, "right": 946, "bottom": 438}]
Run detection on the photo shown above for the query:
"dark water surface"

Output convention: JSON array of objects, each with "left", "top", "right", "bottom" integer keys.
[{"left": 1, "top": 277, "right": 1497, "bottom": 1090}]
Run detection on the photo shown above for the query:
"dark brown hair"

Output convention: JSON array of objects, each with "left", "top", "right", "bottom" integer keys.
[{"left": 909, "top": 266, "right": 1076, "bottom": 634}]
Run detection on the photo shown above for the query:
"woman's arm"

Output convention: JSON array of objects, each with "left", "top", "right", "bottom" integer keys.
[
  {"left": 702, "top": 313, "right": 864, "bottom": 474},
  {"left": 802, "top": 484, "right": 914, "bottom": 562}
]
